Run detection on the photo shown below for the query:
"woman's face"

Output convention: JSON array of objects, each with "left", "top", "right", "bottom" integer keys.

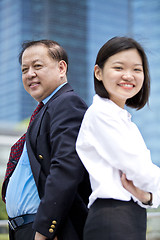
[{"left": 94, "top": 49, "right": 144, "bottom": 108}]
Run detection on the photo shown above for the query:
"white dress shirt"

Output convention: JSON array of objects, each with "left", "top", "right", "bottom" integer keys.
[{"left": 76, "top": 94, "right": 160, "bottom": 208}]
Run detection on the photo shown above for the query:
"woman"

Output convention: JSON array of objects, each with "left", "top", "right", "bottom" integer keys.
[{"left": 76, "top": 36, "right": 160, "bottom": 240}]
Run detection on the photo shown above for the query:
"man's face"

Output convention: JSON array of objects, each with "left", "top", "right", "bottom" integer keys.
[{"left": 21, "top": 45, "right": 67, "bottom": 102}]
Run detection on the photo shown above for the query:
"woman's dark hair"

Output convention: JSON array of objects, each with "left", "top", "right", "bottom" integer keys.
[
  {"left": 19, "top": 39, "right": 68, "bottom": 72},
  {"left": 94, "top": 36, "right": 150, "bottom": 110}
]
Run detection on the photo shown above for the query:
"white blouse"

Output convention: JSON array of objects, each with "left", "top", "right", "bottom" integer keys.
[{"left": 76, "top": 94, "right": 160, "bottom": 208}]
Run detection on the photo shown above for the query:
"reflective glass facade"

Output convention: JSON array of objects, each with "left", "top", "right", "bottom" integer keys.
[
  {"left": 86, "top": 0, "right": 130, "bottom": 103},
  {"left": 130, "top": 0, "right": 160, "bottom": 166},
  {"left": 0, "top": 0, "right": 88, "bottom": 121}
]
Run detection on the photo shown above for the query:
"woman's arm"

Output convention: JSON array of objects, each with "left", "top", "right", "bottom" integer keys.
[{"left": 121, "top": 173, "right": 152, "bottom": 205}]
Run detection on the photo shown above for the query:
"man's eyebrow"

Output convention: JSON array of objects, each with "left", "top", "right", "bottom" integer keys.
[{"left": 22, "top": 59, "right": 41, "bottom": 66}]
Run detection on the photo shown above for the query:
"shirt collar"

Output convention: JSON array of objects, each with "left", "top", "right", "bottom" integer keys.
[
  {"left": 108, "top": 98, "right": 131, "bottom": 120},
  {"left": 94, "top": 94, "right": 131, "bottom": 120},
  {"left": 42, "top": 82, "right": 67, "bottom": 105}
]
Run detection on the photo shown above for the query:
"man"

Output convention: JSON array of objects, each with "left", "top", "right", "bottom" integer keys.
[{"left": 2, "top": 40, "right": 91, "bottom": 240}]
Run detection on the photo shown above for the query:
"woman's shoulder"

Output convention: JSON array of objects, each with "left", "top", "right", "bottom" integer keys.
[{"left": 82, "top": 95, "right": 113, "bottom": 124}]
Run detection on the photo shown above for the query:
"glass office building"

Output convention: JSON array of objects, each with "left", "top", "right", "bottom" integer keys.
[
  {"left": 0, "top": 0, "right": 88, "bottom": 121},
  {"left": 0, "top": 0, "right": 160, "bottom": 166},
  {"left": 131, "top": 0, "right": 160, "bottom": 166}
]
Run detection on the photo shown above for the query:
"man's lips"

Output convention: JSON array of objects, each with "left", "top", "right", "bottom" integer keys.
[{"left": 29, "top": 82, "right": 40, "bottom": 88}]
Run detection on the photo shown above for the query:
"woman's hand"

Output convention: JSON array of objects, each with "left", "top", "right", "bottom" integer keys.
[{"left": 121, "top": 173, "right": 151, "bottom": 204}]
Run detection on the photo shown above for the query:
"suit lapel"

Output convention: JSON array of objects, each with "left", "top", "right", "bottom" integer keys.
[{"left": 28, "top": 83, "right": 73, "bottom": 147}]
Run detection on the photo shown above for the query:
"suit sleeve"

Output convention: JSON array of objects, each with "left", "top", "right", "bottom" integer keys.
[{"left": 33, "top": 93, "right": 88, "bottom": 239}]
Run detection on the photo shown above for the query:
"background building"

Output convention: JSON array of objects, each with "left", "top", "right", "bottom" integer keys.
[
  {"left": 0, "top": 0, "right": 160, "bottom": 167},
  {"left": 0, "top": 0, "right": 88, "bottom": 122}
]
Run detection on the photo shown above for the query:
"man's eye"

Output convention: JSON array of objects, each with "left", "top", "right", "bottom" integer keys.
[
  {"left": 22, "top": 68, "right": 28, "bottom": 73},
  {"left": 34, "top": 64, "right": 42, "bottom": 68}
]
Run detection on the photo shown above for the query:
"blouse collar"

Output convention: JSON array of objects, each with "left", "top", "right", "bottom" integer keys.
[{"left": 93, "top": 94, "right": 131, "bottom": 121}]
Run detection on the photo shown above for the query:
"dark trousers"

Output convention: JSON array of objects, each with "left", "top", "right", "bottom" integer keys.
[
  {"left": 84, "top": 198, "right": 147, "bottom": 240},
  {"left": 9, "top": 223, "right": 35, "bottom": 240}
]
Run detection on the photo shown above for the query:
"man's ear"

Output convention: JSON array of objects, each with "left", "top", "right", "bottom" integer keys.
[
  {"left": 58, "top": 60, "right": 67, "bottom": 76},
  {"left": 94, "top": 64, "right": 102, "bottom": 81}
]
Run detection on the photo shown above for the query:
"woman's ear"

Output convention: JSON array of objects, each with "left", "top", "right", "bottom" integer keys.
[{"left": 94, "top": 64, "right": 102, "bottom": 81}]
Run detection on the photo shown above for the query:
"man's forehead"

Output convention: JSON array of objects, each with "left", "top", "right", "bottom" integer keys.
[{"left": 22, "top": 46, "right": 50, "bottom": 63}]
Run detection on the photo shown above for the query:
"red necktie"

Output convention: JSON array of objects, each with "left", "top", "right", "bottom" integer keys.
[{"left": 2, "top": 102, "right": 44, "bottom": 202}]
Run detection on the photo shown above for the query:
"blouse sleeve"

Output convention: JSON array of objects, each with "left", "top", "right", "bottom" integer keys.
[{"left": 76, "top": 106, "right": 160, "bottom": 194}]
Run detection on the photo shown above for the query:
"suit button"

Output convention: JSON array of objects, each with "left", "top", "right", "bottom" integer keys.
[
  {"left": 39, "top": 154, "right": 43, "bottom": 160},
  {"left": 51, "top": 225, "right": 55, "bottom": 228},
  {"left": 49, "top": 228, "right": 54, "bottom": 233},
  {"left": 52, "top": 220, "right": 57, "bottom": 224}
]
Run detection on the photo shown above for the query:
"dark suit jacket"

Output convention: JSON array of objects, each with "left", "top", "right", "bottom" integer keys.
[{"left": 26, "top": 83, "right": 91, "bottom": 239}]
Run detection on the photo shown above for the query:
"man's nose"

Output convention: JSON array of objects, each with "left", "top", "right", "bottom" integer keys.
[{"left": 27, "top": 68, "right": 36, "bottom": 79}]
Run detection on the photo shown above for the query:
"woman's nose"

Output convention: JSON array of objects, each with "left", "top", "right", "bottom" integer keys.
[{"left": 122, "top": 72, "right": 134, "bottom": 81}]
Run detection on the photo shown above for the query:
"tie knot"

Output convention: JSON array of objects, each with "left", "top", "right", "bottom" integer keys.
[
  {"left": 29, "top": 102, "right": 44, "bottom": 125},
  {"left": 36, "top": 102, "right": 44, "bottom": 112}
]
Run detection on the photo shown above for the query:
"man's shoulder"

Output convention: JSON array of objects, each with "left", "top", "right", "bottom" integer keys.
[
  {"left": 49, "top": 84, "right": 88, "bottom": 109},
  {"left": 51, "top": 92, "right": 88, "bottom": 114},
  {"left": 59, "top": 89, "right": 86, "bottom": 103}
]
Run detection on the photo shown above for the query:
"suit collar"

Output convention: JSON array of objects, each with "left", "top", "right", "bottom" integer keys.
[
  {"left": 44, "top": 82, "right": 73, "bottom": 106},
  {"left": 26, "top": 82, "right": 74, "bottom": 145},
  {"left": 29, "top": 82, "right": 73, "bottom": 131}
]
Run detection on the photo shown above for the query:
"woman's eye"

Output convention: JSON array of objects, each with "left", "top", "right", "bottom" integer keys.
[
  {"left": 134, "top": 68, "right": 142, "bottom": 72},
  {"left": 114, "top": 66, "right": 122, "bottom": 70}
]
